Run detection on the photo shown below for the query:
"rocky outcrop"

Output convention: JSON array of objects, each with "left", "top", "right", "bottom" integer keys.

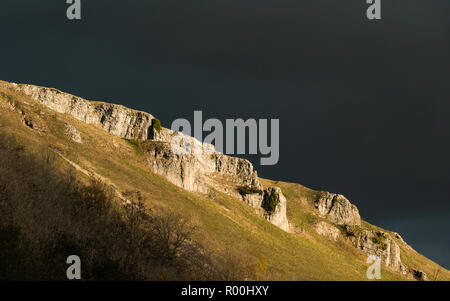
[
  {"left": 351, "top": 230, "right": 403, "bottom": 272},
  {"left": 313, "top": 221, "right": 340, "bottom": 241},
  {"left": 146, "top": 131, "right": 260, "bottom": 193},
  {"left": 65, "top": 123, "right": 82, "bottom": 143},
  {"left": 7, "top": 81, "right": 290, "bottom": 231},
  {"left": 12, "top": 83, "right": 154, "bottom": 140},
  {"left": 146, "top": 140, "right": 216, "bottom": 194},
  {"left": 146, "top": 131, "right": 289, "bottom": 230},
  {"left": 262, "top": 187, "right": 289, "bottom": 231},
  {"left": 314, "top": 192, "right": 361, "bottom": 226},
  {"left": 1, "top": 80, "right": 436, "bottom": 279},
  {"left": 412, "top": 270, "right": 427, "bottom": 281},
  {"left": 347, "top": 228, "right": 426, "bottom": 280}
]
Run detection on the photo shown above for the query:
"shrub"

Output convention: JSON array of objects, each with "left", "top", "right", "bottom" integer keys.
[
  {"left": 342, "top": 225, "right": 362, "bottom": 237},
  {"left": 265, "top": 194, "right": 279, "bottom": 215},
  {"left": 262, "top": 191, "right": 280, "bottom": 215},
  {"left": 371, "top": 232, "right": 388, "bottom": 250},
  {"left": 238, "top": 186, "right": 262, "bottom": 196},
  {"left": 152, "top": 118, "right": 162, "bottom": 134}
]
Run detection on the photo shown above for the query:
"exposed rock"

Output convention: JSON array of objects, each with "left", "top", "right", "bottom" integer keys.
[
  {"left": 146, "top": 129, "right": 261, "bottom": 192},
  {"left": 314, "top": 221, "right": 340, "bottom": 241},
  {"left": 145, "top": 131, "right": 289, "bottom": 230},
  {"left": 8, "top": 81, "right": 292, "bottom": 231},
  {"left": 0, "top": 80, "right": 436, "bottom": 279},
  {"left": 150, "top": 126, "right": 176, "bottom": 142},
  {"left": 12, "top": 83, "right": 154, "bottom": 140},
  {"left": 262, "top": 187, "right": 289, "bottom": 231},
  {"left": 146, "top": 140, "right": 216, "bottom": 194},
  {"left": 343, "top": 227, "right": 429, "bottom": 280},
  {"left": 412, "top": 269, "right": 427, "bottom": 281},
  {"left": 215, "top": 153, "right": 262, "bottom": 190},
  {"left": 65, "top": 123, "right": 82, "bottom": 143},
  {"left": 314, "top": 192, "right": 361, "bottom": 226},
  {"left": 391, "top": 231, "right": 414, "bottom": 250},
  {"left": 350, "top": 230, "right": 405, "bottom": 273},
  {"left": 242, "top": 192, "right": 264, "bottom": 208}
]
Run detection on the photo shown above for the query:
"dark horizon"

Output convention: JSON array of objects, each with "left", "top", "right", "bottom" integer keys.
[{"left": 1, "top": 0, "right": 449, "bottom": 269}]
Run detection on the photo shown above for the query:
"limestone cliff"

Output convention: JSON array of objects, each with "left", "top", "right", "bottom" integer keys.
[
  {"left": 145, "top": 128, "right": 289, "bottom": 230},
  {"left": 13, "top": 83, "right": 154, "bottom": 140},
  {"left": 7, "top": 81, "right": 289, "bottom": 231},
  {"left": 314, "top": 191, "right": 361, "bottom": 226}
]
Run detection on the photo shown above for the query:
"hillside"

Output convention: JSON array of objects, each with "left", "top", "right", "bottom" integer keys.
[{"left": 0, "top": 80, "right": 448, "bottom": 281}]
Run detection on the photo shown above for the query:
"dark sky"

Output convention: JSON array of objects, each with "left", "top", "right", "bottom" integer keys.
[{"left": 1, "top": 0, "right": 449, "bottom": 269}]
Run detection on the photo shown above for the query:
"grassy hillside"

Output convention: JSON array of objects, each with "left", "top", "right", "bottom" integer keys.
[{"left": 1, "top": 82, "right": 448, "bottom": 281}]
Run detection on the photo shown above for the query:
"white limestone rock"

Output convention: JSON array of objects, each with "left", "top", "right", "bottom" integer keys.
[{"left": 314, "top": 192, "right": 361, "bottom": 226}]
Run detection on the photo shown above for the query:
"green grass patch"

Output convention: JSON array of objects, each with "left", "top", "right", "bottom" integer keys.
[
  {"left": 371, "top": 232, "right": 388, "bottom": 250},
  {"left": 152, "top": 118, "right": 162, "bottom": 134},
  {"left": 238, "top": 186, "right": 263, "bottom": 196}
]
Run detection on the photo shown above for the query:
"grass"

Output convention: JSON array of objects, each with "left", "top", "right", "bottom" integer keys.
[
  {"left": 237, "top": 186, "right": 262, "bottom": 196},
  {"left": 371, "top": 232, "right": 388, "bottom": 250},
  {"left": 124, "top": 139, "right": 145, "bottom": 155},
  {"left": 152, "top": 118, "right": 162, "bottom": 134},
  {"left": 1, "top": 80, "right": 449, "bottom": 281}
]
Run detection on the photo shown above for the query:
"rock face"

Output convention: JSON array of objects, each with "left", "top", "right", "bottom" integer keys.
[
  {"left": 145, "top": 131, "right": 290, "bottom": 230},
  {"left": 313, "top": 221, "right": 340, "bottom": 241},
  {"left": 262, "top": 187, "right": 289, "bottom": 231},
  {"left": 146, "top": 130, "right": 261, "bottom": 194},
  {"left": 347, "top": 228, "right": 426, "bottom": 280},
  {"left": 412, "top": 270, "right": 427, "bottom": 281},
  {"left": 314, "top": 192, "right": 361, "bottom": 226},
  {"left": 351, "top": 230, "right": 403, "bottom": 272},
  {"left": 12, "top": 83, "right": 154, "bottom": 140},
  {"left": 7, "top": 81, "right": 290, "bottom": 231},
  {"left": 146, "top": 139, "right": 216, "bottom": 194},
  {"left": 65, "top": 123, "right": 82, "bottom": 143}
]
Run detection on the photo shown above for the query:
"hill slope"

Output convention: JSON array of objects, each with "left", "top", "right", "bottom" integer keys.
[{"left": 0, "top": 80, "right": 448, "bottom": 281}]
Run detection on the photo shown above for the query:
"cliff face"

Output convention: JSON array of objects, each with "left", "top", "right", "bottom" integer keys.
[
  {"left": 13, "top": 83, "right": 154, "bottom": 140},
  {"left": 146, "top": 128, "right": 289, "bottom": 230},
  {"left": 7, "top": 81, "right": 289, "bottom": 230},
  {"left": 314, "top": 192, "right": 361, "bottom": 226},
  {"left": 351, "top": 230, "right": 403, "bottom": 272}
]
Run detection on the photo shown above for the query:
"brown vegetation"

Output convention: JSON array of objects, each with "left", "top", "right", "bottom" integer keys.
[{"left": 0, "top": 133, "right": 253, "bottom": 280}]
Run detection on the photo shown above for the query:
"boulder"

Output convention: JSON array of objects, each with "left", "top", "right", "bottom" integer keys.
[
  {"left": 262, "top": 187, "right": 289, "bottom": 231},
  {"left": 314, "top": 192, "right": 361, "bottom": 226},
  {"left": 65, "top": 123, "right": 82, "bottom": 143}
]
